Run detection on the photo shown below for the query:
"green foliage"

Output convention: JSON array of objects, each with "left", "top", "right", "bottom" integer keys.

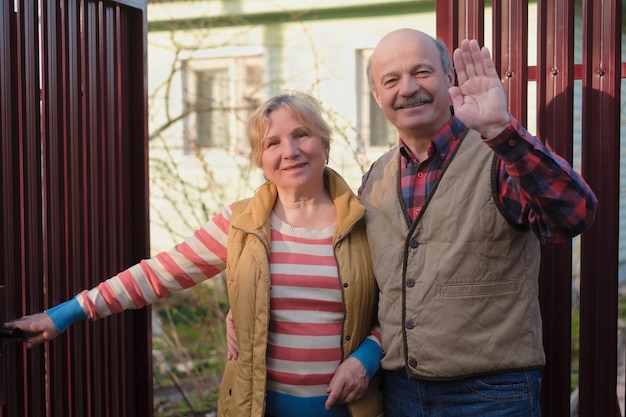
[
  {"left": 571, "top": 295, "right": 626, "bottom": 392},
  {"left": 155, "top": 393, "right": 220, "bottom": 417},
  {"left": 571, "top": 305, "right": 580, "bottom": 392},
  {"left": 153, "top": 279, "right": 229, "bottom": 416},
  {"left": 618, "top": 295, "right": 626, "bottom": 322}
]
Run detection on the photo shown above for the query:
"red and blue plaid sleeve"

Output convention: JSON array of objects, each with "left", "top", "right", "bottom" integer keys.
[{"left": 485, "top": 117, "right": 598, "bottom": 243}]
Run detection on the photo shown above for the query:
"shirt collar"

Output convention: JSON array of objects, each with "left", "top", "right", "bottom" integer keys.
[{"left": 399, "top": 115, "right": 466, "bottom": 164}]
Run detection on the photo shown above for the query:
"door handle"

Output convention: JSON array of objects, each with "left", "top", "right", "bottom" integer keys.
[{"left": 0, "top": 327, "right": 33, "bottom": 342}]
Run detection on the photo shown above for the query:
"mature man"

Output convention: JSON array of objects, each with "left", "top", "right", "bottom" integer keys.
[{"left": 359, "top": 29, "right": 597, "bottom": 416}]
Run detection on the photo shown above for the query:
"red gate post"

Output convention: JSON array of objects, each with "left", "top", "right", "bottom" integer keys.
[
  {"left": 535, "top": 0, "right": 577, "bottom": 415},
  {"left": 579, "top": 0, "right": 622, "bottom": 415}
]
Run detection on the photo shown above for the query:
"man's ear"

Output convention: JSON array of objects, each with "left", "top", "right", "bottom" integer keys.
[
  {"left": 448, "top": 70, "right": 456, "bottom": 87},
  {"left": 372, "top": 91, "right": 382, "bottom": 109},
  {"left": 447, "top": 71, "right": 456, "bottom": 106}
]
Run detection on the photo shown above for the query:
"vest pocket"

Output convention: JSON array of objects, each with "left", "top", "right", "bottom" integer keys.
[
  {"left": 440, "top": 280, "right": 518, "bottom": 297},
  {"left": 217, "top": 360, "right": 236, "bottom": 415}
]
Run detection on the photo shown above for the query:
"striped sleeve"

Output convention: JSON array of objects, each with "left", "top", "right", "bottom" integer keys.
[
  {"left": 349, "top": 333, "right": 383, "bottom": 379},
  {"left": 77, "top": 205, "right": 232, "bottom": 320}
]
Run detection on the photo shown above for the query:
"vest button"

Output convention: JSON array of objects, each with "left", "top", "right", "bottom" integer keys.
[
  {"left": 406, "top": 278, "right": 415, "bottom": 288},
  {"left": 405, "top": 320, "right": 414, "bottom": 329},
  {"left": 343, "top": 283, "right": 348, "bottom": 288},
  {"left": 345, "top": 335, "right": 351, "bottom": 341},
  {"left": 409, "top": 239, "right": 419, "bottom": 248},
  {"left": 408, "top": 357, "right": 418, "bottom": 368}
]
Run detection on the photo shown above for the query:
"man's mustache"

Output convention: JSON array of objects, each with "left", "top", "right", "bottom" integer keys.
[{"left": 393, "top": 95, "right": 433, "bottom": 110}]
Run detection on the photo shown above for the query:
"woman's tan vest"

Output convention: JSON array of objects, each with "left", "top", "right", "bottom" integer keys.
[
  {"left": 360, "top": 129, "right": 545, "bottom": 379},
  {"left": 217, "top": 168, "right": 384, "bottom": 416}
]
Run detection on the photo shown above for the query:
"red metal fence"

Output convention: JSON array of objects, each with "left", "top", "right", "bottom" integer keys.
[
  {"left": 0, "top": 0, "right": 622, "bottom": 416},
  {"left": 0, "top": 1, "right": 151, "bottom": 416}
]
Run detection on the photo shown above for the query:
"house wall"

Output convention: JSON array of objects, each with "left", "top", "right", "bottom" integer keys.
[
  {"left": 145, "top": 1, "right": 442, "bottom": 253},
  {"left": 145, "top": 0, "right": 624, "bottom": 284}
]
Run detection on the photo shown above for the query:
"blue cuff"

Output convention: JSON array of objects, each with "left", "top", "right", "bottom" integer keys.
[
  {"left": 46, "top": 298, "right": 88, "bottom": 334},
  {"left": 349, "top": 338, "right": 383, "bottom": 379}
]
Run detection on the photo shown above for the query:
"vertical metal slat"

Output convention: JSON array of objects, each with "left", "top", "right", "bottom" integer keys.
[
  {"left": 16, "top": 1, "right": 47, "bottom": 416},
  {"left": 491, "top": 0, "right": 529, "bottom": 124},
  {"left": 579, "top": 0, "right": 621, "bottom": 415},
  {"left": 436, "top": 1, "right": 484, "bottom": 55},
  {"left": 535, "top": 0, "right": 576, "bottom": 415}
]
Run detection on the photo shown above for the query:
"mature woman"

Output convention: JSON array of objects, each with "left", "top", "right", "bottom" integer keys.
[{"left": 7, "top": 93, "right": 384, "bottom": 417}]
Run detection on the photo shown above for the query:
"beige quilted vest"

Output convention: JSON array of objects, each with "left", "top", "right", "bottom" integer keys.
[
  {"left": 217, "top": 168, "right": 384, "bottom": 416},
  {"left": 361, "top": 129, "right": 545, "bottom": 379}
]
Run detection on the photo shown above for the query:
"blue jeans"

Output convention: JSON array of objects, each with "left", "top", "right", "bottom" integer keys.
[{"left": 383, "top": 369, "right": 542, "bottom": 417}]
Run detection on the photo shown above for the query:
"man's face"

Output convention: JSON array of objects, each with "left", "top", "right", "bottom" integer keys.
[{"left": 370, "top": 32, "right": 453, "bottom": 140}]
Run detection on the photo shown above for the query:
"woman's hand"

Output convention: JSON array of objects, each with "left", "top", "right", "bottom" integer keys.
[
  {"left": 325, "top": 357, "right": 369, "bottom": 409},
  {"left": 5, "top": 312, "right": 59, "bottom": 348},
  {"left": 225, "top": 309, "right": 239, "bottom": 360}
]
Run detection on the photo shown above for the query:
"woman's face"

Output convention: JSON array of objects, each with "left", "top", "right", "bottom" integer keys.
[{"left": 260, "top": 107, "right": 329, "bottom": 195}]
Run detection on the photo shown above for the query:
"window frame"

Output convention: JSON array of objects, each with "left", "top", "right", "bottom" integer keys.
[
  {"left": 181, "top": 47, "right": 266, "bottom": 155},
  {"left": 356, "top": 48, "right": 397, "bottom": 152}
]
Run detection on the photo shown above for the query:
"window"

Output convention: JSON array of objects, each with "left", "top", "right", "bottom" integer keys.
[
  {"left": 196, "top": 68, "right": 230, "bottom": 148},
  {"left": 182, "top": 48, "right": 265, "bottom": 155},
  {"left": 356, "top": 48, "right": 397, "bottom": 150}
]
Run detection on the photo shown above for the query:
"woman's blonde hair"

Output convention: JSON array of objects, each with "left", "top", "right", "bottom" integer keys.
[{"left": 248, "top": 92, "right": 332, "bottom": 168}]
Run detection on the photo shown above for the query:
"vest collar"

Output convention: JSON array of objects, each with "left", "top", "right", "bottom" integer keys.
[{"left": 230, "top": 167, "right": 365, "bottom": 241}]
